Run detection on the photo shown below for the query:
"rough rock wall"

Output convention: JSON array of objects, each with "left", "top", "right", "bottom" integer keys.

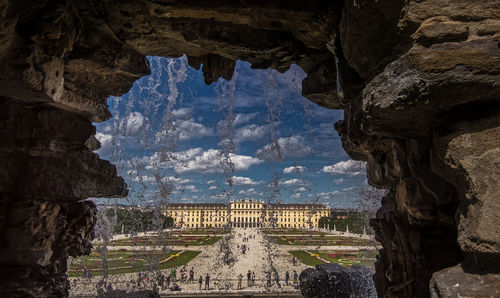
[
  {"left": 335, "top": 1, "right": 500, "bottom": 296},
  {"left": 0, "top": 0, "right": 498, "bottom": 297}
]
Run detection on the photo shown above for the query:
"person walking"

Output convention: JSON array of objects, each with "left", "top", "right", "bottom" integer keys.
[
  {"left": 293, "top": 270, "right": 298, "bottom": 288},
  {"left": 205, "top": 273, "right": 210, "bottom": 290},
  {"left": 158, "top": 272, "right": 164, "bottom": 290},
  {"left": 198, "top": 275, "right": 202, "bottom": 290},
  {"left": 237, "top": 274, "right": 243, "bottom": 289},
  {"left": 247, "top": 270, "right": 252, "bottom": 287},
  {"left": 171, "top": 267, "right": 176, "bottom": 282},
  {"left": 285, "top": 271, "right": 290, "bottom": 286},
  {"left": 266, "top": 271, "right": 272, "bottom": 287},
  {"left": 189, "top": 267, "right": 194, "bottom": 283},
  {"left": 252, "top": 271, "right": 255, "bottom": 286}
]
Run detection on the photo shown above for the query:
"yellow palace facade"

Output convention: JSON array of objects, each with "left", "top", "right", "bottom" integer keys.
[{"left": 164, "top": 199, "right": 330, "bottom": 229}]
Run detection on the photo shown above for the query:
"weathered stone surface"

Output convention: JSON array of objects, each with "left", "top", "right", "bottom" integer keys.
[
  {"left": 430, "top": 263, "right": 500, "bottom": 298},
  {"left": 0, "top": 199, "right": 97, "bottom": 297},
  {"left": 299, "top": 263, "right": 376, "bottom": 298},
  {"left": 0, "top": 99, "right": 128, "bottom": 200}
]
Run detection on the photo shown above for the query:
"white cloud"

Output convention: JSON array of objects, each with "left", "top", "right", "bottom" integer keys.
[
  {"left": 183, "top": 184, "right": 198, "bottom": 192},
  {"left": 283, "top": 166, "right": 306, "bottom": 174},
  {"left": 256, "top": 135, "right": 312, "bottom": 161},
  {"left": 149, "top": 148, "right": 263, "bottom": 173},
  {"left": 163, "top": 176, "right": 191, "bottom": 184},
  {"left": 233, "top": 113, "right": 259, "bottom": 127},
  {"left": 291, "top": 193, "right": 301, "bottom": 199},
  {"left": 95, "top": 132, "right": 113, "bottom": 154},
  {"left": 132, "top": 175, "right": 156, "bottom": 183},
  {"left": 121, "top": 112, "right": 144, "bottom": 135},
  {"left": 239, "top": 188, "right": 257, "bottom": 195},
  {"left": 209, "top": 185, "right": 217, "bottom": 190},
  {"left": 333, "top": 178, "right": 345, "bottom": 184},
  {"left": 207, "top": 180, "right": 216, "bottom": 184},
  {"left": 171, "top": 108, "right": 192, "bottom": 117},
  {"left": 229, "top": 176, "right": 261, "bottom": 185},
  {"left": 282, "top": 179, "right": 309, "bottom": 186},
  {"left": 176, "top": 119, "right": 214, "bottom": 141},
  {"left": 154, "top": 119, "right": 213, "bottom": 142},
  {"left": 319, "top": 191, "right": 340, "bottom": 199},
  {"left": 233, "top": 124, "right": 268, "bottom": 144},
  {"left": 323, "top": 160, "right": 366, "bottom": 176},
  {"left": 295, "top": 187, "right": 307, "bottom": 192},
  {"left": 131, "top": 175, "right": 191, "bottom": 185}
]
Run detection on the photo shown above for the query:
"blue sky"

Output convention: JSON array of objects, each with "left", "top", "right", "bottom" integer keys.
[{"left": 94, "top": 56, "right": 369, "bottom": 208}]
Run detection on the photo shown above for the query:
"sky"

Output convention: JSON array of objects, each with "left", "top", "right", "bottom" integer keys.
[{"left": 94, "top": 56, "right": 371, "bottom": 208}]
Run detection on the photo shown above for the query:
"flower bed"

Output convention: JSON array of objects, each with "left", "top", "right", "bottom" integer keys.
[
  {"left": 68, "top": 249, "right": 201, "bottom": 277},
  {"left": 272, "top": 235, "right": 378, "bottom": 246},
  {"left": 289, "top": 250, "right": 378, "bottom": 268}
]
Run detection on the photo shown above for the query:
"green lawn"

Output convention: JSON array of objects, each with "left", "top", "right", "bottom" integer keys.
[
  {"left": 289, "top": 250, "right": 325, "bottom": 266},
  {"left": 68, "top": 250, "right": 201, "bottom": 277},
  {"left": 270, "top": 235, "right": 378, "bottom": 246},
  {"left": 272, "top": 237, "right": 290, "bottom": 245},
  {"left": 289, "top": 250, "right": 378, "bottom": 268},
  {"left": 262, "top": 229, "right": 327, "bottom": 235},
  {"left": 158, "top": 251, "right": 200, "bottom": 270},
  {"left": 105, "top": 235, "right": 222, "bottom": 246},
  {"left": 318, "top": 250, "right": 377, "bottom": 267},
  {"left": 203, "top": 236, "right": 222, "bottom": 245},
  {"left": 170, "top": 228, "right": 230, "bottom": 235}
]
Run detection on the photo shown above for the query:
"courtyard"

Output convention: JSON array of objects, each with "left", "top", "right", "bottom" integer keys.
[{"left": 69, "top": 228, "right": 379, "bottom": 296}]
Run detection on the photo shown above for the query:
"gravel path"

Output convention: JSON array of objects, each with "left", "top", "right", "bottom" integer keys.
[{"left": 70, "top": 228, "right": 308, "bottom": 296}]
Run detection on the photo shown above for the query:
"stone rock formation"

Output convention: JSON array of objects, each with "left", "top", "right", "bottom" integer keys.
[
  {"left": 0, "top": 0, "right": 498, "bottom": 297},
  {"left": 299, "top": 263, "right": 376, "bottom": 298}
]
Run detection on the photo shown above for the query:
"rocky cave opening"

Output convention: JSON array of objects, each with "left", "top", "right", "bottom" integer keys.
[{"left": 0, "top": 0, "right": 499, "bottom": 297}]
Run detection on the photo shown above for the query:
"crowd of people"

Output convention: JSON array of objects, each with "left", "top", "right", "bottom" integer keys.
[{"left": 124, "top": 230, "right": 302, "bottom": 292}]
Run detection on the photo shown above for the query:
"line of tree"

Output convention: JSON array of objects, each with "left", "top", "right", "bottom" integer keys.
[
  {"left": 319, "top": 210, "right": 375, "bottom": 235},
  {"left": 102, "top": 208, "right": 173, "bottom": 234}
]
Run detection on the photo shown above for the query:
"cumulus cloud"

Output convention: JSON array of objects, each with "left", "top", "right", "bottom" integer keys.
[
  {"left": 283, "top": 166, "right": 306, "bottom": 174},
  {"left": 333, "top": 178, "right": 345, "bottom": 184},
  {"left": 256, "top": 135, "right": 312, "bottom": 161},
  {"left": 154, "top": 118, "right": 213, "bottom": 143},
  {"left": 318, "top": 191, "right": 340, "bottom": 199},
  {"left": 166, "top": 176, "right": 191, "bottom": 184},
  {"left": 209, "top": 185, "right": 217, "bottom": 190},
  {"left": 233, "top": 124, "right": 268, "bottom": 144},
  {"left": 323, "top": 160, "right": 366, "bottom": 176},
  {"left": 131, "top": 175, "right": 191, "bottom": 185},
  {"left": 238, "top": 188, "right": 257, "bottom": 195},
  {"left": 149, "top": 148, "right": 263, "bottom": 173},
  {"left": 229, "top": 176, "right": 261, "bottom": 185},
  {"left": 282, "top": 179, "right": 309, "bottom": 186},
  {"left": 171, "top": 108, "right": 192, "bottom": 117},
  {"left": 176, "top": 119, "right": 214, "bottom": 141},
  {"left": 183, "top": 184, "right": 198, "bottom": 192},
  {"left": 121, "top": 112, "right": 144, "bottom": 135},
  {"left": 95, "top": 132, "right": 113, "bottom": 155},
  {"left": 132, "top": 175, "right": 156, "bottom": 183},
  {"left": 233, "top": 112, "right": 259, "bottom": 127}
]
